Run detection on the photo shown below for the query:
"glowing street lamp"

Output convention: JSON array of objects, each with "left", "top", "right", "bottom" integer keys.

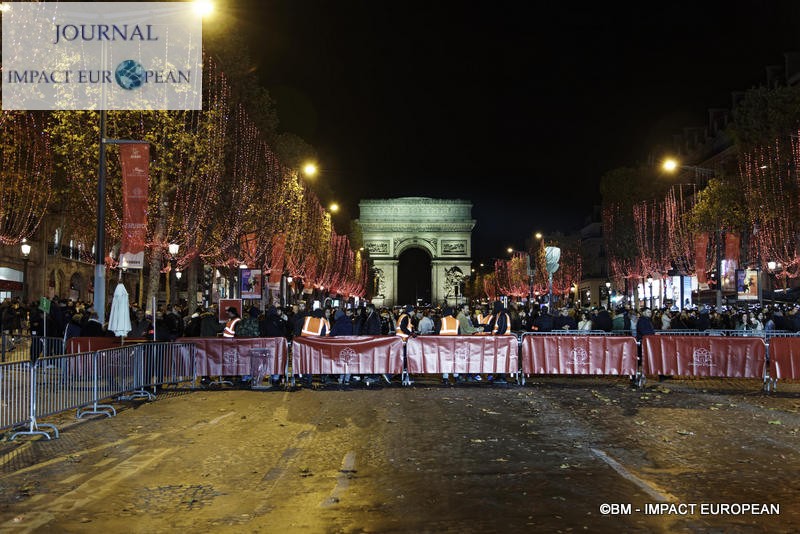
[
  {"left": 329, "top": 203, "right": 339, "bottom": 213},
  {"left": 21, "top": 239, "right": 31, "bottom": 304},
  {"left": 302, "top": 162, "right": 318, "bottom": 178},
  {"left": 192, "top": 0, "right": 214, "bottom": 17}
]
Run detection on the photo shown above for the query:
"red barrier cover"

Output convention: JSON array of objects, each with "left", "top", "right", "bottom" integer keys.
[
  {"left": 520, "top": 335, "right": 637, "bottom": 375},
  {"left": 405, "top": 335, "right": 518, "bottom": 374},
  {"left": 292, "top": 336, "right": 404, "bottom": 375},
  {"left": 642, "top": 335, "right": 766, "bottom": 378},
  {"left": 66, "top": 337, "right": 148, "bottom": 354},
  {"left": 766, "top": 337, "right": 800, "bottom": 380},
  {"left": 180, "top": 337, "right": 288, "bottom": 376}
]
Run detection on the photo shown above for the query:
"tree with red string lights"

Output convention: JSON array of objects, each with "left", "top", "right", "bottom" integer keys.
[{"left": 0, "top": 112, "right": 53, "bottom": 246}]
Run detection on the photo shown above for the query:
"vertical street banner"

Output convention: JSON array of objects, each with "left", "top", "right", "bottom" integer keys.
[
  {"left": 694, "top": 232, "right": 708, "bottom": 283},
  {"left": 119, "top": 143, "right": 150, "bottom": 269}
]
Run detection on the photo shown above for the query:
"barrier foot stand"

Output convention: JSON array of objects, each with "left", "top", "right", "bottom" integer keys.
[
  {"left": 77, "top": 402, "right": 117, "bottom": 418},
  {"left": 119, "top": 389, "right": 156, "bottom": 401},
  {"left": 401, "top": 371, "right": 413, "bottom": 387},
  {"left": 10, "top": 419, "right": 59, "bottom": 441},
  {"left": 211, "top": 377, "right": 235, "bottom": 388},
  {"left": 638, "top": 373, "right": 646, "bottom": 389}
]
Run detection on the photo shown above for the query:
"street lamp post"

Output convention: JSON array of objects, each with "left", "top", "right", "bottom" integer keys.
[
  {"left": 647, "top": 275, "right": 654, "bottom": 309},
  {"left": 166, "top": 243, "right": 179, "bottom": 305},
  {"left": 662, "top": 158, "right": 722, "bottom": 307},
  {"left": 21, "top": 239, "right": 31, "bottom": 304},
  {"left": 605, "top": 281, "right": 611, "bottom": 309}
]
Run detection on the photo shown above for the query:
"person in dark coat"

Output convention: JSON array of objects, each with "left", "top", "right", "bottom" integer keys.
[
  {"left": 361, "top": 304, "right": 382, "bottom": 336},
  {"left": 81, "top": 312, "right": 107, "bottom": 337},
  {"left": 532, "top": 305, "right": 554, "bottom": 332},
  {"left": 592, "top": 306, "right": 613, "bottom": 332},
  {"left": 329, "top": 309, "right": 353, "bottom": 337},
  {"left": 260, "top": 306, "right": 288, "bottom": 338},
  {"left": 199, "top": 306, "right": 221, "bottom": 337},
  {"left": 636, "top": 309, "right": 655, "bottom": 340}
]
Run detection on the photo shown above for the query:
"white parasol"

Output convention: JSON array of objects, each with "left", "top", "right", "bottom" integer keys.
[{"left": 108, "top": 281, "right": 132, "bottom": 338}]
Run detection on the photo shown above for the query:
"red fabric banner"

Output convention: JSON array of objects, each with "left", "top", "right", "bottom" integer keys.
[
  {"left": 240, "top": 232, "right": 258, "bottom": 264},
  {"left": 292, "top": 336, "right": 404, "bottom": 375},
  {"left": 765, "top": 337, "right": 800, "bottom": 380},
  {"left": 520, "top": 335, "right": 637, "bottom": 375},
  {"left": 642, "top": 335, "right": 765, "bottom": 378},
  {"left": 405, "top": 335, "right": 519, "bottom": 374},
  {"left": 119, "top": 143, "right": 150, "bottom": 269},
  {"left": 695, "top": 232, "right": 708, "bottom": 283},
  {"left": 66, "top": 336, "right": 148, "bottom": 354},
  {"left": 268, "top": 234, "right": 286, "bottom": 284},
  {"left": 725, "top": 232, "right": 741, "bottom": 264},
  {"left": 180, "top": 337, "right": 288, "bottom": 376}
]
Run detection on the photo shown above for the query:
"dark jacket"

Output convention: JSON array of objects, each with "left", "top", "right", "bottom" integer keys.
[
  {"left": 593, "top": 310, "right": 613, "bottom": 332},
  {"left": 636, "top": 316, "right": 655, "bottom": 340},
  {"left": 330, "top": 311, "right": 353, "bottom": 336},
  {"left": 199, "top": 312, "right": 221, "bottom": 337},
  {"left": 81, "top": 319, "right": 107, "bottom": 338},
  {"left": 533, "top": 313, "right": 554, "bottom": 332},
  {"left": 362, "top": 309, "right": 382, "bottom": 335},
  {"left": 260, "top": 307, "right": 288, "bottom": 338}
]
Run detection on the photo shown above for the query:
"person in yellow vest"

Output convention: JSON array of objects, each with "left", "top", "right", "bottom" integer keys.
[
  {"left": 222, "top": 306, "right": 241, "bottom": 338},
  {"left": 438, "top": 306, "right": 462, "bottom": 385}
]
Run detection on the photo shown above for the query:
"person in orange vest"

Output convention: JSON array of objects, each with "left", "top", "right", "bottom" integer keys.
[
  {"left": 395, "top": 304, "right": 415, "bottom": 341},
  {"left": 489, "top": 301, "right": 512, "bottom": 385},
  {"left": 395, "top": 304, "right": 416, "bottom": 385},
  {"left": 438, "top": 306, "right": 462, "bottom": 385},
  {"left": 301, "top": 307, "right": 331, "bottom": 337},
  {"left": 477, "top": 305, "right": 493, "bottom": 333},
  {"left": 222, "top": 306, "right": 241, "bottom": 338},
  {"left": 298, "top": 306, "right": 331, "bottom": 387}
]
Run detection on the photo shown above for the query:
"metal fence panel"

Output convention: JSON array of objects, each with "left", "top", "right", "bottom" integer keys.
[{"left": 0, "top": 360, "right": 32, "bottom": 431}]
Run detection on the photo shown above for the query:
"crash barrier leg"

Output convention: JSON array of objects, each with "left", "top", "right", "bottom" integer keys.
[
  {"left": 77, "top": 350, "right": 117, "bottom": 418},
  {"left": 9, "top": 359, "right": 59, "bottom": 441},
  {"left": 641, "top": 335, "right": 767, "bottom": 384},
  {"left": 401, "top": 342, "right": 412, "bottom": 386},
  {"left": 248, "top": 347, "right": 288, "bottom": 390},
  {"left": 119, "top": 346, "right": 155, "bottom": 401}
]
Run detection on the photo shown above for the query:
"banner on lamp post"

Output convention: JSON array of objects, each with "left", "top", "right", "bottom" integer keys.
[{"left": 119, "top": 143, "right": 149, "bottom": 269}]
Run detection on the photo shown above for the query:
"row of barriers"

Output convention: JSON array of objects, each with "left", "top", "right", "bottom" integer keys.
[{"left": 4, "top": 331, "right": 800, "bottom": 441}]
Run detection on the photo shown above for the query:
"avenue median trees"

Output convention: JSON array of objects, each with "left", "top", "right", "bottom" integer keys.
[{"left": 0, "top": 112, "right": 53, "bottom": 246}]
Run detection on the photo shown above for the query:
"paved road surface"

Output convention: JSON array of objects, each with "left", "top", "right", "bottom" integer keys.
[{"left": 1, "top": 377, "right": 798, "bottom": 533}]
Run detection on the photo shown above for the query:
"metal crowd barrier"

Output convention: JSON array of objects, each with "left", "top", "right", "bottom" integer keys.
[
  {"left": 1, "top": 342, "right": 196, "bottom": 441},
  {"left": 1, "top": 335, "right": 65, "bottom": 363}
]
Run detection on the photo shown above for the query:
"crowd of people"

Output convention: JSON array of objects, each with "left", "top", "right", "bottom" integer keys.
[{"left": 5, "top": 295, "right": 800, "bottom": 343}]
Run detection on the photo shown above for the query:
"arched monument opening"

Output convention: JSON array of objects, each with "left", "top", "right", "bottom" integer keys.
[
  {"left": 397, "top": 247, "right": 432, "bottom": 306},
  {"left": 357, "top": 198, "right": 474, "bottom": 307}
]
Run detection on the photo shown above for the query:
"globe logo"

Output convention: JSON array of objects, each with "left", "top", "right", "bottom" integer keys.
[{"left": 115, "top": 60, "right": 145, "bottom": 90}]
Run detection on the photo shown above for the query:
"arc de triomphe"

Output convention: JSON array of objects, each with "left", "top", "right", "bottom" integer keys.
[{"left": 356, "top": 198, "right": 475, "bottom": 307}]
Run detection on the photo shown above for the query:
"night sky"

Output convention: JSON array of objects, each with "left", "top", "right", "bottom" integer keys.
[{"left": 230, "top": 1, "right": 800, "bottom": 263}]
